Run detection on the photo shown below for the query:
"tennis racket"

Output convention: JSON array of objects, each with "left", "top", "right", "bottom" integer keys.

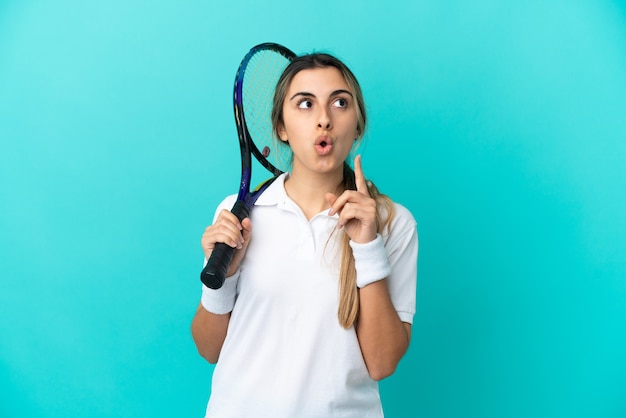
[{"left": 201, "top": 42, "right": 296, "bottom": 289}]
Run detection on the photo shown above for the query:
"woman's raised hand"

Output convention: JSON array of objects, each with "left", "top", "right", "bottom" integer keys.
[{"left": 325, "top": 155, "right": 378, "bottom": 244}]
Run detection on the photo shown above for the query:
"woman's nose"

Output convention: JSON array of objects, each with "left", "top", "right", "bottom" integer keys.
[{"left": 317, "top": 108, "right": 332, "bottom": 130}]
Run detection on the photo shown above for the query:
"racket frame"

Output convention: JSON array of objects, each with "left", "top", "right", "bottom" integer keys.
[{"left": 201, "top": 43, "right": 296, "bottom": 289}]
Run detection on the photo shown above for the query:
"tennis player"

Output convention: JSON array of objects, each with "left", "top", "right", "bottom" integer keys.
[{"left": 192, "top": 51, "right": 418, "bottom": 417}]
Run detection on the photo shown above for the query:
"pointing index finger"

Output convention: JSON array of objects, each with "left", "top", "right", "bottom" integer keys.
[{"left": 354, "top": 155, "right": 370, "bottom": 196}]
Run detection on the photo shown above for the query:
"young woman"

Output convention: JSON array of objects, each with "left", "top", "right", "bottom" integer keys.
[{"left": 192, "top": 52, "right": 418, "bottom": 417}]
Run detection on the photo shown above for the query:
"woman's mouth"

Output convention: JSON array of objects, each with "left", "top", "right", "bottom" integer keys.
[{"left": 315, "top": 136, "right": 333, "bottom": 156}]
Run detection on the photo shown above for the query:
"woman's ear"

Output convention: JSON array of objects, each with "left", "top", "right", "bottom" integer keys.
[{"left": 278, "top": 125, "right": 289, "bottom": 142}]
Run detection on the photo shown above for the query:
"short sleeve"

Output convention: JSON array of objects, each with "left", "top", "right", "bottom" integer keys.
[{"left": 383, "top": 204, "right": 418, "bottom": 324}]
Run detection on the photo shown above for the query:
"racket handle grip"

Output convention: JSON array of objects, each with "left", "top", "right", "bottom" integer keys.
[{"left": 200, "top": 201, "right": 250, "bottom": 289}]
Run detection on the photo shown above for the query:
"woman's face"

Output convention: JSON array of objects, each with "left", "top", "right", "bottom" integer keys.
[{"left": 278, "top": 66, "right": 360, "bottom": 177}]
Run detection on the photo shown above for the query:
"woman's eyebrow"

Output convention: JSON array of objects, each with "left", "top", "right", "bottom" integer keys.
[
  {"left": 331, "top": 89, "right": 353, "bottom": 97},
  {"left": 289, "top": 91, "right": 315, "bottom": 101},
  {"left": 289, "top": 89, "right": 354, "bottom": 101}
]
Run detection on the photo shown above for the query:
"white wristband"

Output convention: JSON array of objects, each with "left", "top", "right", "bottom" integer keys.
[
  {"left": 349, "top": 234, "right": 391, "bottom": 288},
  {"left": 200, "top": 270, "right": 240, "bottom": 314}
]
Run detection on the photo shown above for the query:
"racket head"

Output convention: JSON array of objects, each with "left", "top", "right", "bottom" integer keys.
[{"left": 234, "top": 43, "right": 296, "bottom": 182}]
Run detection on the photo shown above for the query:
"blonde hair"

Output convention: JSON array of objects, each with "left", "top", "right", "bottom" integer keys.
[{"left": 272, "top": 53, "right": 394, "bottom": 329}]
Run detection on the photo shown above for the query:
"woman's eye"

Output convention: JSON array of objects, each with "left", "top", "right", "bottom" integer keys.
[
  {"left": 333, "top": 98, "right": 348, "bottom": 108},
  {"left": 297, "top": 100, "right": 313, "bottom": 109}
]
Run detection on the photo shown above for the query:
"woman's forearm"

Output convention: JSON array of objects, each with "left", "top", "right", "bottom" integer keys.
[
  {"left": 191, "top": 303, "right": 231, "bottom": 364},
  {"left": 355, "top": 280, "right": 411, "bottom": 381}
]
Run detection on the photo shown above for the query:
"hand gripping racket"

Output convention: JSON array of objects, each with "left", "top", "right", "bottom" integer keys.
[{"left": 201, "top": 42, "right": 296, "bottom": 289}]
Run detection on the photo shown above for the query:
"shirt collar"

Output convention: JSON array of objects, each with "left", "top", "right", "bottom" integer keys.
[
  {"left": 254, "top": 172, "right": 290, "bottom": 207},
  {"left": 254, "top": 172, "right": 338, "bottom": 220}
]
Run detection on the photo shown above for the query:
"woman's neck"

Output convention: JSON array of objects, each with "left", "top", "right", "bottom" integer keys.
[{"left": 284, "top": 170, "right": 343, "bottom": 220}]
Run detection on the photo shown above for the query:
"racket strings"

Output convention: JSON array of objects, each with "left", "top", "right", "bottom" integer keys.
[{"left": 242, "top": 50, "right": 293, "bottom": 173}]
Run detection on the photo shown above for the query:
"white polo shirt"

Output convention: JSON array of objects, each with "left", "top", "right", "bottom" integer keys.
[{"left": 202, "top": 173, "right": 418, "bottom": 418}]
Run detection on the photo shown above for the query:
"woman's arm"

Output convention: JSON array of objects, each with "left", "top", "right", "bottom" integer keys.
[
  {"left": 191, "top": 213, "right": 252, "bottom": 363},
  {"left": 191, "top": 304, "right": 231, "bottom": 364},
  {"left": 327, "top": 156, "right": 415, "bottom": 380},
  {"left": 356, "top": 280, "right": 411, "bottom": 380}
]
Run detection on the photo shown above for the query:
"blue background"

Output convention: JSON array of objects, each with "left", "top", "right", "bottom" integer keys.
[{"left": 1, "top": 1, "right": 625, "bottom": 417}]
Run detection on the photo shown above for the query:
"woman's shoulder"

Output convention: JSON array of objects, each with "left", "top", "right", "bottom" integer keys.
[
  {"left": 218, "top": 194, "right": 238, "bottom": 208},
  {"left": 385, "top": 201, "right": 418, "bottom": 239},
  {"left": 211, "top": 194, "right": 238, "bottom": 222},
  {"left": 392, "top": 201, "right": 416, "bottom": 223}
]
